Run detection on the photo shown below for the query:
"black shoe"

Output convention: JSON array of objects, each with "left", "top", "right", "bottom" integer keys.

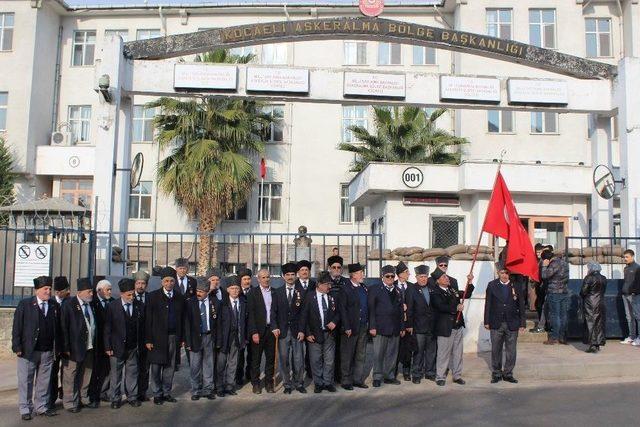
[
  {"left": 425, "top": 374, "right": 436, "bottom": 381},
  {"left": 353, "top": 383, "right": 369, "bottom": 389},
  {"left": 164, "top": 395, "right": 177, "bottom": 403},
  {"left": 39, "top": 410, "right": 58, "bottom": 417},
  {"left": 85, "top": 401, "right": 99, "bottom": 409},
  {"left": 314, "top": 385, "right": 322, "bottom": 394},
  {"left": 207, "top": 393, "right": 217, "bottom": 400},
  {"left": 191, "top": 395, "right": 200, "bottom": 401},
  {"left": 265, "top": 386, "right": 275, "bottom": 394},
  {"left": 342, "top": 384, "right": 354, "bottom": 391},
  {"left": 412, "top": 378, "right": 421, "bottom": 384},
  {"left": 226, "top": 389, "right": 237, "bottom": 396},
  {"left": 372, "top": 380, "right": 381, "bottom": 388},
  {"left": 138, "top": 396, "right": 150, "bottom": 402},
  {"left": 67, "top": 407, "right": 81, "bottom": 413},
  {"left": 436, "top": 380, "right": 445, "bottom": 387},
  {"left": 153, "top": 397, "right": 163, "bottom": 405},
  {"left": 110, "top": 401, "right": 121, "bottom": 409},
  {"left": 453, "top": 378, "right": 466, "bottom": 385},
  {"left": 491, "top": 376, "right": 502, "bottom": 384},
  {"left": 502, "top": 375, "right": 518, "bottom": 384},
  {"left": 283, "top": 387, "right": 292, "bottom": 395},
  {"left": 403, "top": 374, "right": 411, "bottom": 382},
  {"left": 21, "top": 414, "right": 32, "bottom": 421},
  {"left": 585, "top": 346, "right": 598, "bottom": 353},
  {"left": 384, "top": 379, "right": 401, "bottom": 385},
  {"left": 325, "top": 385, "right": 337, "bottom": 393},
  {"left": 296, "top": 386, "right": 307, "bottom": 394},
  {"left": 252, "top": 384, "right": 262, "bottom": 395},
  {"left": 129, "top": 400, "right": 141, "bottom": 407},
  {"left": 217, "top": 390, "right": 226, "bottom": 398}
]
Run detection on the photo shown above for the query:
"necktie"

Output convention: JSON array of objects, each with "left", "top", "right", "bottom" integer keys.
[
  {"left": 321, "top": 294, "right": 328, "bottom": 328},
  {"left": 40, "top": 302, "right": 46, "bottom": 315},
  {"left": 181, "top": 278, "right": 186, "bottom": 294},
  {"left": 200, "top": 300, "right": 208, "bottom": 333},
  {"left": 82, "top": 303, "right": 91, "bottom": 323},
  {"left": 302, "top": 281, "right": 307, "bottom": 290},
  {"left": 167, "top": 291, "right": 172, "bottom": 299},
  {"left": 287, "top": 288, "right": 293, "bottom": 304},
  {"left": 101, "top": 299, "right": 106, "bottom": 308},
  {"left": 421, "top": 287, "right": 430, "bottom": 305},
  {"left": 233, "top": 300, "right": 239, "bottom": 329},
  {"left": 125, "top": 303, "right": 131, "bottom": 317}
]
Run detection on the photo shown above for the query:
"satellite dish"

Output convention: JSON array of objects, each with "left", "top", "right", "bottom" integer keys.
[
  {"left": 593, "top": 164, "right": 616, "bottom": 199},
  {"left": 130, "top": 152, "right": 144, "bottom": 189}
]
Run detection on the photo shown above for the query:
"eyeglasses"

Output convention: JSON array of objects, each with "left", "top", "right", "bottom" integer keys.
[
  {"left": 438, "top": 264, "right": 448, "bottom": 267},
  {"left": 383, "top": 274, "right": 395, "bottom": 278},
  {"left": 330, "top": 265, "right": 342, "bottom": 269}
]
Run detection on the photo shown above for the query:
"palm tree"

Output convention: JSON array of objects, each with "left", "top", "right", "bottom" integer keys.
[
  {"left": 338, "top": 106, "right": 468, "bottom": 172},
  {"left": 149, "top": 49, "right": 272, "bottom": 273}
]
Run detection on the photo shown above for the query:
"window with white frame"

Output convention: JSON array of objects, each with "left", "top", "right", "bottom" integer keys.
[
  {"left": 261, "top": 105, "right": 284, "bottom": 143},
  {"left": 132, "top": 105, "right": 156, "bottom": 142},
  {"left": 60, "top": 179, "right": 93, "bottom": 208},
  {"left": 340, "top": 184, "right": 364, "bottom": 223},
  {"left": 529, "top": 9, "right": 556, "bottom": 49},
  {"left": 261, "top": 43, "right": 287, "bottom": 64},
  {"left": 412, "top": 46, "right": 436, "bottom": 65},
  {"left": 344, "top": 41, "right": 367, "bottom": 65},
  {"left": 129, "top": 181, "right": 152, "bottom": 219},
  {"left": 0, "top": 13, "right": 14, "bottom": 51},
  {"left": 431, "top": 216, "right": 464, "bottom": 248},
  {"left": 585, "top": 18, "right": 612, "bottom": 58},
  {"left": 0, "top": 92, "right": 7, "bottom": 131},
  {"left": 226, "top": 204, "right": 248, "bottom": 221},
  {"left": 258, "top": 183, "right": 282, "bottom": 222},
  {"left": 531, "top": 112, "right": 558, "bottom": 134},
  {"left": 229, "top": 46, "right": 255, "bottom": 59},
  {"left": 104, "top": 29, "right": 128, "bottom": 42},
  {"left": 486, "top": 9, "right": 512, "bottom": 39},
  {"left": 72, "top": 30, "right": 96, "bottom": 66},
  {"left": 488, "top": 110, "right": 514, "bottom": 133},
  {"left": 68, "top": 105, "right": 91, "bottom": 143},
  {"left": 342, "top": 105, "right": 368, "bottom": 143},
  {"left": 378, "top": 42, "right": 401, "bottom": 65},
  {"left": 136, "top": 29, "right": 161, "bottom": 40}
]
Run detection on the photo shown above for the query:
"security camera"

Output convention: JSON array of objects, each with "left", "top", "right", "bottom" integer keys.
[{"left": 96, "top": 74, "right": 113, "bottom": 103}]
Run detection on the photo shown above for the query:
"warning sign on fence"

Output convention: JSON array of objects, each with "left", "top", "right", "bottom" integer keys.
[{"left": 14, "top": 243, "right": 51, "bottom": 287}]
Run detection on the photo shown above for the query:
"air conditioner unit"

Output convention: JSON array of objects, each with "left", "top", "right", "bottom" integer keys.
[{"left": 50, "top": 131, "right": 72, "bottom": 146}]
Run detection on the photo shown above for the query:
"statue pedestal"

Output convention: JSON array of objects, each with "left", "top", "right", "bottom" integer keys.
[{"left": 286, "top": 245, "right": 316, "bottom": 274}]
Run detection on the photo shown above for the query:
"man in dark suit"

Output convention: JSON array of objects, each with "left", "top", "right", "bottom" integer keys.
[
  {"left": 297, "top": 271, "right": 339, "bottom": 393},
  {"left": 132, "top": 271, "right": 150, "bottom": 401},
  {"left": 405, "top": 265, "right": 437, "bottom": 383},
  {"left": 271, "top": 262, "right": 306, "bottom": 394},
  {"left": 175, "top": 257, "right": 196, "bottom": 298},
  {"left": 393, "top": 261, "right": 413, "bottom": 381},
  {"left": 247, "top": 268, "right": 276, "bottom": 394},
  {"left": 328, "top": 255, "right": 348, "bottom": 383},
  {"left": 338, "top": 262, "right": 369, "bottom": 390},
  {"left": 48, "top": 276, "right": 70, "bottom": 410},
  {"left": 295, "top": 260, "right": 315, "bottom": 379},
  {"left": 90, "top": 279, "right": 114, "bottom": 404},
  {"left": 145, "top": 267, "right": 185, "bottom": 405},
  {"left": 217, "top": 276, "right": 247, "bottom": 397},
  {"left": 369, "top": 265, "right": 404, "bottom": 388},
  {"left": 104, "top": 278, "right": 144, "bottom": 408},
  {"left": 484, "top": 267, "right": 526, "bottom": 384},
  {"left": 12, "top": 276, "right": 60, "bottom": 420},
  {"left": 235, "top": 268, "right": 253, "bottom": 386},
  {"left": 61, "top": 278, "right": 97, "bottom": 412}
]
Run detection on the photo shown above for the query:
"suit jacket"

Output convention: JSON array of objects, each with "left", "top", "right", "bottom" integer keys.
[
  {"left": 298, "top": 291, "right": 339, "bottom": 344},
  {"left": 483, "top": 279, "right": 526, "bottom": 331},
  {"left": 12, "top": 297, "right": 61, "bottom": 360},
  {"left": 405, "top": 283, "right": 436, "bottom": 334},
  {"left": 394, "top": 280, "right": 414, "bottom": 303},
  {"left": 104, "top": 299, "right": 145, "bottom": 359},
  {"left": 337, "top": 281, "right": 368, "bottom": 334},
  {"left": 247, "top": 286, "right": 273, "bottom": 337},
  {"left": 368, "top": 284, "right": 404, "bottom": 336},
  {"left": 216, "top": 296, "right": 247, "bottom": 353},
  {"left": 61, "top": 296, "right": 97, "bottom": 362},
  {"left": 175, "top": 275, "right": 197, "bottom": 299},
  {"left": 144, "top": 288, "right": 185, "bottom": 365},
  {"left": 92, "top": 296, "right": 114, "bottom": 354},
  {"left": 431, "top": 282, "right": 475, "bottom": 337},
  {"left": 134, "top": 291, "right": 149, "bottom": 305},
  {"left": 270, "top": 285, "right": 304, "bottom": 339},
  {"left": 295, "top": 278, "right": 316, "bottom": 296},
  {"left": 184, "top": 296, "right": 220, "bottom": 352}
]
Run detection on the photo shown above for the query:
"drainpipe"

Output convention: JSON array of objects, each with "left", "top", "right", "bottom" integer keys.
[{"left": 50, "top": 25, "right": 63, "bottom": 131}]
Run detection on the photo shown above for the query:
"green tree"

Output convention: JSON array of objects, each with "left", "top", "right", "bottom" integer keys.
[
  {"left": 0, "top": 137, "right": 15, "bottom": 225},
  {"left": 149, "top": 49, "right": 272, "bottom": 273},
  {"left": 338, "top": 106, "right": 468, "bottom": 172}
]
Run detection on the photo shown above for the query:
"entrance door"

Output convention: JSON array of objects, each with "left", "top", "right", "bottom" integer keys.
[{"left": 522, "top": 216, "right": 569, "bottom": 250}]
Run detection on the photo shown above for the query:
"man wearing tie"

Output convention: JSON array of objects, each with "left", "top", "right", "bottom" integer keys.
[
  {"left": 132, "top": 271, "right": 150, "bottom": 401},
  {"left": 236, "top": 268, "right": 253, "bottom": 386},
  {"left": 216, "top": 276, "right": 247, "bottom": 397},
  {"left": 295, "top": 260, "right": 315, "bottom": 379},
  {"left": 12, "top": 276, "right": 60, "bottom": 420},
  {"left": 90, "top": 279, "right": 113, "bottom": 405},
  {"left": 104, "top": 278, "right": 144, "bottom": 409},
  {"left": 405, "top": 265, "right": 436, "bottom": 383},
  {"left": 239, "top": 268, "right": 253, "bottom": 297},
  {"left": 247, "top": 269, "right": 276, "bottom": 394},
  {"left": 394, "top": 262, "right": 413, "bottom": 381},
  {"left": 48, "top": 276, "right": 70, "bottom": 410},
  {"left": 61, "top": 278, "right": 97, "bottom": 412},
  {"left": 175, "top": 257, "right": 196, "bottom": 298}
]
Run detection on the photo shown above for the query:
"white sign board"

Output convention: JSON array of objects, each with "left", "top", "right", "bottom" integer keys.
[
  {"left": 14, "top": 243, "right": 51, "bottom": 287},
  {"left": 440, "top": 75, "right": 501, "bottom": 103},
  {"left": 246, "top": 67, "right": 309, "bottom": 93},
  {"left": 508, "top": 79, "right": 569, "bottom": 105},
  {"left": 534, "top": 228, "right": 548, "bottom": 239},
  {"left": 343, "top": 72, "right": 406, "bottom": 98},
  {"left": 173, "top": 64, "right": 238, "bottom": 90}
]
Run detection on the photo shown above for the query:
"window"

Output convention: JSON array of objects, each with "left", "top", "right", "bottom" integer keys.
[
  {"left": 226, "top": 204, "right": 248, "bottom": 221},
  {"left": 0, "top": 13, "right": 14, "bottom": 51},
  {"left": 261, "top": 105, "right": 284, "bottom": 142},
  {"left": 340, "top": 184, "right": 364, "bottom": 223},
  {"left": 344, "top": 41, "right": 367, "bottom": 65},
  {"left": 486, "top": 9, "right": 512, "bottom": 39},
  {"left": 261, "top": 43, "right": 287, "bottom": 64},
  {"left": 531, "top": 112, "right": 558, "bottom": 134},
  {"left": 585, "top": 18, "right": 612, "bottom": 58},
  {"left": 488, "top": 110, "right": 514, "bottom": 133},
  {"left": 412, "top": 46, "right": 436, "bottom": 65},
  {"left": 258, "top": 183, "right": 282, "bottom": 222},
  {"left": 378, "top": 42, "right": 401, "bottom": 65},
  {"left": 132, "top": 105, "right": 156, "bottom": 142},
  {"left": 529, "top": 9, "right": 556, "bottom": 49},
  {"left": 229, "top": 46, "right": 254, "bottom": 58},
  {"left": 431, "top": 216, "right": 464, "bottom": 249},
  {"left": 68, "top": 105, "right": 91, "bottom": 143},
  {"left": 0, "top": 92, "right": 7, "bottom": 131},
  {"left": 72, "top": 30, "right": 96, "bottom": 66},
  {"left": 104, "top": 29, "right": 128, "bottom": 42},
  {"left": 60, "top": 179, "right": 93, "bottom": 208},
  {"left": 342, "top": 105, "right": 368, "bottom": 143},
  {"left": 129, "top": 181, "right": 152, "bottom": 219},
  {"left": 136, "top": 29, "right": 161, "bottom": 40}
]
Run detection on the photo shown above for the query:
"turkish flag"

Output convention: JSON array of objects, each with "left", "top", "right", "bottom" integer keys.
[
  {"left": 260, "top": 158, "right": 267, "bottom": 179},
  {"left": 483, "top": 172, "right": 539, "bottom": 282}
]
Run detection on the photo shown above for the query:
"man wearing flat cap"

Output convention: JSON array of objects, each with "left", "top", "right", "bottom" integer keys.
[
  {"left": 235, "top": 268, "right": 253, "bottom": 385},
  {"left": 393, "top": 262, "right": 414, "bottom": 381},
  {"left": 184, "top": 277, "right": 218, "bottom": 401},
  {"left": 104, "top": 278, "right": 144, "bottom": 409},
  {"left": 48, "top": 276, "right": 70, "bottom": 410},
  {"left": 132, "top": 271, "right": 150, "bottom": 401},
  {"left": 12, "top": 276, "right": 60, "bottom": 420},
  {"left": 61, "top": 277, "right": 97, "bottom": 412},
  {"left": 272, "top": 262, "right": 306, "bottom": 394},
  {"left": 145, "top": 266, "right": 185, "bottom": 404},
  {"left": 174, "top": 257, "right": 196, "bottom": 298}
]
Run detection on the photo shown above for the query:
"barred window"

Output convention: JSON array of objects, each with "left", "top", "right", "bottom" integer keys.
[{"left": 431, "top": 216, "right": 464, "bottom": 249}]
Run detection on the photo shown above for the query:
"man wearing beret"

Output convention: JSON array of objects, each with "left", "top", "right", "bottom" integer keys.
[
  {"left": 184, "top": 277, "right": 218, "bottom": 401},
  {"left": 61, "top": 277, "right": 97, "bottom": 412},
  {"left": 272, "top": 262, "right": 306, "bottom": 394},
  {"left": 12, "top": 276, "right": 60, "bottom": 420},
  {"left": 145, "top": 266, "right": 185, "bottom": 404},
  {"left": 175, "top": 257, "right": 196, "bottom": 298},
  {"left": 235, "top": 268, "right": 253, "bottom": 386},
  {"left": 48, "top": 276, "right": 70, "bottom": 410},
  {"left": 132, "top": 271, "right": 150, "bottom": 401},
  {"left": 394, "top": 262, "right": 414, "bottom": 381},
  {"left": 104, "top": 278, "right": 144, "bottom": 408}
]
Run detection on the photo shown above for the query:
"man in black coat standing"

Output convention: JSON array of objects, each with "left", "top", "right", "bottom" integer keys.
[
  {"left": 394, "top": 261, "right": 413, "bottom": 381},
  {"left": 48, "top": 276, "right": 70, "bottom": 410},
  {"left": 295, "top": 260, "right": 315, "bottom": 379},
  {"left": 174, "top": 257, "right": 196, "bottom": 298},
  {"left": 90, "top": 279, "right": 114, "bottom": 405},
  {"left": 484, "top": 267, "right": 526, "bottom": 383},
  {"left": 132, "top": 271, "right": 150, "bottom": 401},
  {"left": 235, "top": 268, "right": 253, "bottom": 386},
  {"left": 12, "top": 276, "right": 60, "bottom": 420},
  {"left": 145, "top": 266, "right": 185, "bottom": 405}
]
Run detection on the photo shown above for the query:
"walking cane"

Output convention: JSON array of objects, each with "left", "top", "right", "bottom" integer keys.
[{"left": 274, "top": 334, "right": 279, "bottom": 391}]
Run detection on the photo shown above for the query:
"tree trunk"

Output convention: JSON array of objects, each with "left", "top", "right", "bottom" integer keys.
[{"left": 197, "top": 215, "right": 216, "bottom": 275}]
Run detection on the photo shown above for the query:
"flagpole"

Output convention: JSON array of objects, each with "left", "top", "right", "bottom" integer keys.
[{"left": 258, "top": 176, "right": 264, "bottom": 271}]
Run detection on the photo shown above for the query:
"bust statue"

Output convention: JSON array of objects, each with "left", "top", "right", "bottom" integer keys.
[{"left": 293, "top": 225, "right": 312, "bottom": 247}]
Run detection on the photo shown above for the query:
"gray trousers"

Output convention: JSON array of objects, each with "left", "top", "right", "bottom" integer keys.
[
  {"left": 309, "top": 332, "right": 335, "bottom": 387},
  {"left": 189, "top": 334, "right": 215, "bottom": 396},
  {"left": 622, "top": 295, "right": 638, "bottom": 339},
  {"left": 277, "top": 333, "right": 305, "bottom": 389},
  {"left": 412, "top": 333, "right": 437, "bottom": 379},
  {"left": 372, "top": 335, "right": 399, "bottom": 381},
  {"left": 340, "top": 329, "right": 368, "bottom": 385},
  {"left": 62, "top": 350, "right": 94, "bottom": 409},
  {"left": 436, "top": 328, "right": 463, "bottom": 381},
  {"left": 217, "top": 340, "right": 240, "bottom": 392},
  {"left": 150, "top": 335, "right": 176, "bottom": 398},
  {"left": 109, "top": 349, "right": 138, "bottom": 402},
  {"left": 490, "top": 323, "right": 519, "bottom": 377},
  {"left": 17, "top": 351, "right": 54, "bottom": 415}
]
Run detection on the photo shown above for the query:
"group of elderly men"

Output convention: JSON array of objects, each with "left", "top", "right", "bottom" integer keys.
[{"left": 12, "top": 254, "right": 529, "bottom": 421}]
